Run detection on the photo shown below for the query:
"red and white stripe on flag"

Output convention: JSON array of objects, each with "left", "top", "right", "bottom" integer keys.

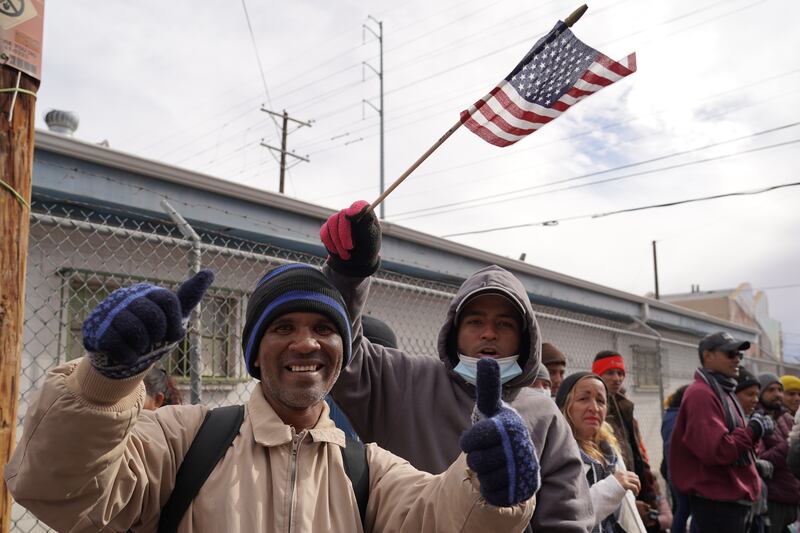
[{"left": 460, "top": 52, "right": 636, "bottom": 147}]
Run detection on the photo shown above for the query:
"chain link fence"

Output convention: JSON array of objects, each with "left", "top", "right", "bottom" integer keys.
[{"left": 11, "top": 199, "right": 800, "bottom": 531}]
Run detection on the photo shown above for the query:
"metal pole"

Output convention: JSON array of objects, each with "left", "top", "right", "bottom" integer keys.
[
  {"left": 652, "top": 240, "right": 660, "bottom": 300},
  {"left": 364, "top": 16, "right": 385, "bottom": 218},
  {"left": 632, "top": 316, "right": 665, "bottom": 417},
  {"left": 279, "top": 110, "right": 288, "bottom": 194},
  {"left": 160, "top": 200, "right": 204, "bottom": 404},
  {"left": 378, "top": 20, "right": 385, "bottom": 220},
  {"left": 187, "top": 240, "right": 203, "bottom": 405}
]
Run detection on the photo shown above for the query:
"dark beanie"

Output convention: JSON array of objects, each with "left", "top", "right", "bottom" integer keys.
[
  {"left": 241, "top": 263, "right": 351, "bottom": 379},
  {"left": 362, "top": 315, "right": 398, "bottom": 349},
  {"left": 735, "top": 366, "right": 760, "bottom": 393},
  {"left": 555, "top": 371, "right": 607, "bottom": 410},
  {"left": 542, "top": 343, "right": 566, "bottom": 366},
  {"left": 758, "top": 372, "right": 782, "bottom": 394}
]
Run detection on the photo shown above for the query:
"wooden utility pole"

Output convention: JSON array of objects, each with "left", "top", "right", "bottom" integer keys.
[
  {"left": 1, "top": 63, "right": 39, "bottom": 532},
  {"left": 259, "top": 107, "right": 311, "bottom": 193}
]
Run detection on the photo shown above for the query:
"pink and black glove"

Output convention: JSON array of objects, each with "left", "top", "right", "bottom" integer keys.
[
  {"left": 82, "top": 270, "right": 214, "bottom": 379},
  {"left": 460, "top": 358, "right": 540, "bottom": 507},
  {"left": 320, "top": 200, "right": 381, "bottom": 277}
]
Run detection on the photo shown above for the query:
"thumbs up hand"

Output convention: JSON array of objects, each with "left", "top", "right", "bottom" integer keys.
[
  {"left": 82, "top": 270, "right": 215, "bottom": 379},
  {"left": 459, "top": 358, "right": 540, "bottom": 507}
]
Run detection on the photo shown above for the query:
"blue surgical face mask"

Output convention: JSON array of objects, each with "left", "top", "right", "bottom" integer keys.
[{"left": 453, "top": 354, "right": 523, "bottom": 386}]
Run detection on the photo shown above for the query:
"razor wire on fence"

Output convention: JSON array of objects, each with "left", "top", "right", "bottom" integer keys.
[{"left": 11, "top": 199, "right": 800, "bottom": 532}]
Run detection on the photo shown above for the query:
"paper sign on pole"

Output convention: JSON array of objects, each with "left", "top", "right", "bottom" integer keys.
[{"left": 1, "top": 0, "right": 45, "bottom": 80}]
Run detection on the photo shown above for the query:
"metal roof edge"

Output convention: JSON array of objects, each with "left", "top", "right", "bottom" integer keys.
[
  {"left": 34, "top": 130, "right": 334, "bottom": 220},
  {"left": 34, "top": 129, "right": 758, "bottom": 337},
  {"left": 382, "top": 220, "right": 758, "bottom": 336}
]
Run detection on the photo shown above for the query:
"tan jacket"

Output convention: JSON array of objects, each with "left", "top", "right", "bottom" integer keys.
[{"left": 5, "top": 359, "right": 535, "bottom": 533}]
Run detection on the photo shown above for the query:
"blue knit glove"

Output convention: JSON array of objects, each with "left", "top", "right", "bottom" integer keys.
[
  {"left": 460, "top": 358, "right": 540, "bottom": 507},
  {"left": 82, "top": 270, "right": 214, "bottom": 379}
]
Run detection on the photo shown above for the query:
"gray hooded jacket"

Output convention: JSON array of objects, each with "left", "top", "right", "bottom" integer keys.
[{"left": 328, "top": 264, "right": 594, "bottom": 532}]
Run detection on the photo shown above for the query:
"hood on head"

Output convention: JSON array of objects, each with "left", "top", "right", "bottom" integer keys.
[{"left": 436, "top": 265, "right": 541, "bottom": 389}]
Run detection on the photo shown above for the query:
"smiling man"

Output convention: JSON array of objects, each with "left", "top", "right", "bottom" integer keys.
[
  {"left": 669, "top": 331, "right": 774, "bottom": 533},
  {"left": 319, "top": 201, "right": 594, "bottom": 533},
  {"left": 5, "top": 265, "right": 538, "bottom": 532}
]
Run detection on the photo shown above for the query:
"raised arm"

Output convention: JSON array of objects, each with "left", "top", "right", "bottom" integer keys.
[
  {"left": 4, "top": 271, "right": 213, "bottom": 532},
  {"left": 321, "top": 202, "right": 425, "bottom": 440}
]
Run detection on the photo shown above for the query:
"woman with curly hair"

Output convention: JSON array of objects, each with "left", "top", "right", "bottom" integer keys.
[{"left": 556, "top": 371, "right": 646, "bottom": 533}]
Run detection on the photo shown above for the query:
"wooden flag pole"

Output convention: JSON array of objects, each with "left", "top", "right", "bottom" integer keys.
[
  {"left": 365, "top": 118, "right": 462, "bottom": 215},
  {"left": 565, "top": 4, "right": 588, "bottom": 27},
  {"left": 363, "top": 4, "right": 589, "bottom": 217}
]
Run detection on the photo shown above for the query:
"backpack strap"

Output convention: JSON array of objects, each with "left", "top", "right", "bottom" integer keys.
[
  {"left": 157, "top": 404, "right": 245, "bottom": 533},
  {"left": 341, "top": 436, "right": 369, "bottom": 525},
  {"left": 155, "top": 404, "right": 368, "bottom": 532}
]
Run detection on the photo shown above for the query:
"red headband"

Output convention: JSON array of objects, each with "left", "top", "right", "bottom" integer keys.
[{"left": 592, "top": 355, "right": 625, "bottom": 377}]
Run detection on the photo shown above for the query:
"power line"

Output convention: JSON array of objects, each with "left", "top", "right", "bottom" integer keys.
[
  {"left": 141, "top": 0, "right": 784, "bottom": 187},
  {"left": 300, "top": 65, "right": 800, "bottom": 162},
  {"left": 240, "top": 0, "right": 285, "bottom": 177},
  {"left": 757, "top": 284, "right": 800, "bottom": 292},
  {"left": 295, "top": 0, "right": 765, "bottom": 160},
  {"left": 148, "top": 0, "right": 767, "bottom": 173},
  {"left": 191, "top": 66, "right": 800, "bottom": 190},
  {"left": 241, "top": 0, "right": 274, "bottom": 110},
  {"left": 442, "top": 180, "right": 800, "bottom": 238},
  {"left": 391, "top": 124, "right": 800, "bottom": 220}
]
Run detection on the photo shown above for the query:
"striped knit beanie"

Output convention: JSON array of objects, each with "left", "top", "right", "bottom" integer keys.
[{"left": 242, "top": 263, "right": 352, "bottom": 379}]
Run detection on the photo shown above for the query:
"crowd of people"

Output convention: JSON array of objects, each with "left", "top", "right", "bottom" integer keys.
[{"left": 5, "top": 200, "right": 800, "bottom": 533}]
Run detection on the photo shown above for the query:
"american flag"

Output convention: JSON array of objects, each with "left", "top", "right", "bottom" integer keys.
[{"left": 460, "top": 21, "right": 636, "bottom": 147}]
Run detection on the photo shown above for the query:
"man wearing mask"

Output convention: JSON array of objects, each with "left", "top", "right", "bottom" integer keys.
[
  {"left": 670, "top": 332, "right": 774, "bottom": 533},
  {"left": 319, "top": 201, "right": 594, "bottom": 532},
  {"left": 756, "top": 373, "right": 800, "bottom": 532}
]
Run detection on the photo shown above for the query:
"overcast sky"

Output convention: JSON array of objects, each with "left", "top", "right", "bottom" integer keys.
[{"left": 37, "top": 0, "right": 800, "bottom": 360}]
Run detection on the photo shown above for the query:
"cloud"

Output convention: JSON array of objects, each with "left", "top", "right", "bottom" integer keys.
[{"left": 36, "top": 0, "right": 800, "bottom": 357}]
